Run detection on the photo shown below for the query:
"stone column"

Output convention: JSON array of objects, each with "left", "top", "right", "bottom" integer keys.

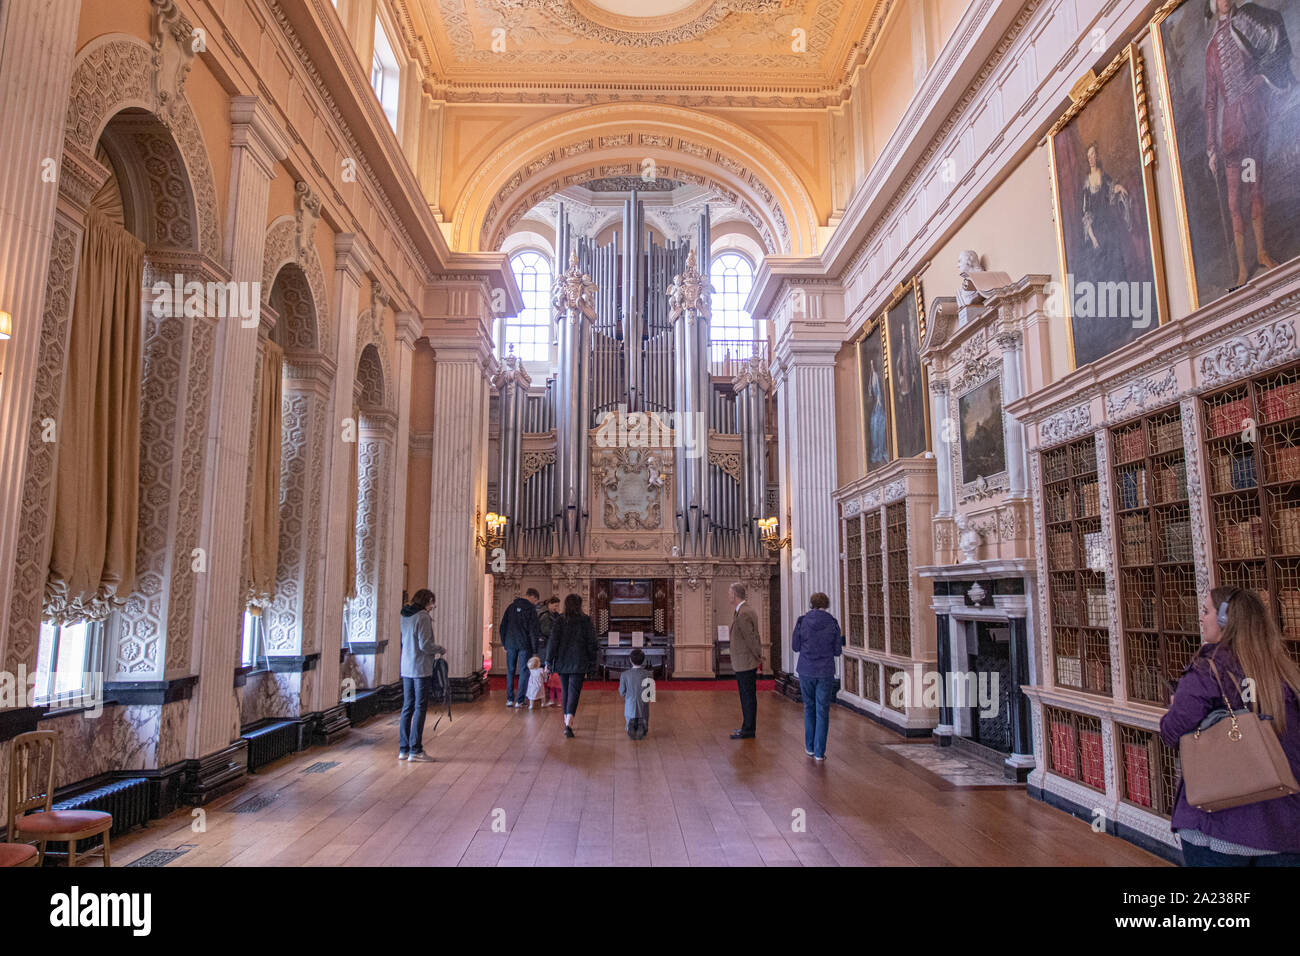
[
  {"left": 190, "top": 96, "right": 289, "bottom": 760},
  {"left": 997, "top": 329, "right": 1028, "bottom": 498},
  {"left": 1006, "top": 614, "right": 1035, "bottom": 776},
  {"left": 930, "top": 380, "right": 954, "bottom": 515},
  {"left": 381, "top": 311, "right": 423, "bottom": 685},
  {"left": 773, "top": 335, "right": 841, "bottom": 675},
  {"left": 425, "top": 280, "right": 495, "bottom": 687},
  {"left": 309, "top": 235, "right": 366, "bottom": 710},
  {"left": 0, "top": 0, "right": 83, "bottom": 673},
  {"left": 934, "top": 611, "right": 953, "bottom": 739}
]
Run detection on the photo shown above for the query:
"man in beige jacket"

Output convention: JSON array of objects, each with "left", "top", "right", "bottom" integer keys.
[{"left": 728, "top": 582, "right": 762, "bottom": 739}]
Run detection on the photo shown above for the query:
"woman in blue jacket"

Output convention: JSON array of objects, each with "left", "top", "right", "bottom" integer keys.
[{"left": 792, "top": 592, "right": 844, "bottom": 761}]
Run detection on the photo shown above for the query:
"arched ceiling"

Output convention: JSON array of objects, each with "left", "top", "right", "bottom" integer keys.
[
  {"left": 409, "top": 0, "right": 893, "bottom": 99},
  {"left": 452, "top": 103, "right": 820, "bottom": 256}
]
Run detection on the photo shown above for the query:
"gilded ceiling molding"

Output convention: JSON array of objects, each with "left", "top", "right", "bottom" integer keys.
[{"left": 451, "top": 103, "right": 818, "bottom": 256}]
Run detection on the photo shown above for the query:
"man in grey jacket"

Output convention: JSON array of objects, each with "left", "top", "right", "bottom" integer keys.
[{"left": 399, "top": 588, "right": 445, "bottom": 761}]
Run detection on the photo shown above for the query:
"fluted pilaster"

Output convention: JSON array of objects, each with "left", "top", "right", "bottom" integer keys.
[
  {"left": 192, "top": 96, "right": 290, "bottom": 756},
  {"left": 0, "top": 0, "right": 83, "bottom": 671}
]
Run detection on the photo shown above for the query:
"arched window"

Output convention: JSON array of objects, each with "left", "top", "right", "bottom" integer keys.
[
  {"left": 507, "top": 251, "right": 553, "bottom": 362},
  {"left": 709, "top": 252, "right": 755, "bottom": 342}
]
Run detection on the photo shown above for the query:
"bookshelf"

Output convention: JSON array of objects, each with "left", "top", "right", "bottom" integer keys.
[
  {"left": 1202, "top": 362, "right": 1300, "bottom": 665},
  {"left": 1110, "top": 407, "right": 1199, "bottom": 705},
  {"left": 845, "top": 515, "right": 864, "bottom": 649},
  {"left": 887, "top": 502, "right": 911, "bottom": 657},
  {"left": 864, "top": 510, "right": 885, "bottom": 651},
  {"left": 1045, "top": 705, "right": 1106, "bottom": 792},
  {"left": 1042, "top": 435, "right": 1113, "bottom": 695}
]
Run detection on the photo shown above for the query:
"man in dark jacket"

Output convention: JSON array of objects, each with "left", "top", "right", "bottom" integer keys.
[
  {"left": 500, "top": 587, "right": 541, "bottom": 707},
  {"left": 792, "top": 592, "right": 843, "bottom": 761},
  {"left": 538, "top": 595, "right": 561, "bottom": 644}
]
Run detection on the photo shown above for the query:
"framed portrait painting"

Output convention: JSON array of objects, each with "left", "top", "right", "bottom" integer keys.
[
  {"left": 884, "top": 278, "right": 929, "bottom": 461},
  {"left": 1152, "top": 0, "right": 1300, "bottom": 308},
  {"left": 858, "top": 324, "right": 891, "bottom": 472},
  {"left": 1048, "top": 44, "right": 1169, "bottom": 369}
]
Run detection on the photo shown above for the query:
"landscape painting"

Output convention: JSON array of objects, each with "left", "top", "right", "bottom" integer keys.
[{"left": 958, "top": 375, "right": 1008, "bottom": 486}]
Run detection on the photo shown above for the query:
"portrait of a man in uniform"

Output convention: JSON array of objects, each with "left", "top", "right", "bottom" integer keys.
[{"left": 1156, "top": 0, "right": 1299, "bottom": 304}]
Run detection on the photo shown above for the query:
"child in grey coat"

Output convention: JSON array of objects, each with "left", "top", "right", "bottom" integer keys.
[{"left": 618, "top": 649, "right": 653, "bottom": 739}]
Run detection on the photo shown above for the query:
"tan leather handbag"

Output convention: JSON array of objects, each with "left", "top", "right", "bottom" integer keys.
[{"left": 1179, "top": 660, "right": 1300, "bottom": 812}]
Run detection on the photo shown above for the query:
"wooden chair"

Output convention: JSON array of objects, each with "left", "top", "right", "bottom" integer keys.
[
  {"left": 6, "top": 730, "right": 112, "bottom": 867},
  {"left": 0, "top": 843, "right": 38, "bottom": 866}
]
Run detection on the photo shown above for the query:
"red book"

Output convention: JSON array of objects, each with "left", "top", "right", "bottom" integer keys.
[
  {"left": 1080, "top": 728, "right": 1105, "bottom": 788},
  {"left": 1124, "top": 742, "right": 1152, "bottom": 807}
]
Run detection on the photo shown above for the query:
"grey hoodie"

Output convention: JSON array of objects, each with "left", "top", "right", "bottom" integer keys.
[{"left": 400, "top": 605, "right": 444, "bottom": 678}]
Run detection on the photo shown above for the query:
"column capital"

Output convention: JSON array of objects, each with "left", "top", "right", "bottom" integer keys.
[
  {"left": 334, "top": 233, "right": 373, "bottom": 281},
  {"left": 395, "top": 310, "right": 422, "bottom": 349},
  {"left": 229, "top": 95, "right": 291, "bottom": 177}
]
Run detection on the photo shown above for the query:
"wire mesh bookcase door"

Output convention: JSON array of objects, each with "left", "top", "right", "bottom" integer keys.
[
  {"left": 1041, "top": 435, "right": 1113, "bottom": 695},
  {"left": 864, "top": 509, "right": 885, "bottom": 652},
  {"left": 844, "top": 514, "right": 864, "bottom": 649},
  {"left": 886, "top": 502, "right": 911, "bottom": 657},
  {"left": 1202, "top": 360, "right": 1300, "bottom": 665},
  {"left": 1111, "top": 406, "right": 1198, "bottom": 706}
]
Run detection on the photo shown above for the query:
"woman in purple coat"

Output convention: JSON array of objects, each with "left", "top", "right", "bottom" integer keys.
[{"left": 1159, "top": 587, "right": 1300, "bottom": 865}]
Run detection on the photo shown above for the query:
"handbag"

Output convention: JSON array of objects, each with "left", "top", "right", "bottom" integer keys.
[{"left": 1179, "top": 659, "right": 1300, "bottom": 812}]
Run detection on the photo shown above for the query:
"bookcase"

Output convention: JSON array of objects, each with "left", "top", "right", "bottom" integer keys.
[
  {"left": 1116, "top": 723, "right": 1179, "bottom": 815},
  {"left": 864, "top": 510, "right": 885, "bottom": 651},
  {"left": 1201, "top": 361, "right": 1300, "bottom": 665},
  {"left": 1110, "top": 407, "right": 1199, "bottom": 705},
  {"left": 887, "top": 502, "right": 911, "bottom": 657},
  {"left": 1042, "top": 435, "right": 1113, "bottom": 695},
  {"left": 842, "top": 654, "right": 859, "bottom": 696},
  {"left": 1044, "top": 705, "right": 1106, "bottom": 792},
  {"left": 844, "top": 515, "right": 864, "bottom": 649}
]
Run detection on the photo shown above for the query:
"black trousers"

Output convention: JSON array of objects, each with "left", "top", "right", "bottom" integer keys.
[
  {"left": 735, "top": 668, "right": 758, "bottom": 733},
  {"left": 560, "top": 673, "right": 585, "bottom": 716}
]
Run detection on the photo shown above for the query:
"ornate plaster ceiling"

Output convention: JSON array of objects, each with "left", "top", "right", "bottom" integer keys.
[{"left": 413, "top": 0, "right": 892, "bottom": 100}]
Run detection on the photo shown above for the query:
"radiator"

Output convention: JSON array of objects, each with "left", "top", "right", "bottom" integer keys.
[
  {"left": 242, "top": 719, "right": 298, "bottom": 772},
  {"left": 45, "top": 776, "right": 150, "bottom": 855}
]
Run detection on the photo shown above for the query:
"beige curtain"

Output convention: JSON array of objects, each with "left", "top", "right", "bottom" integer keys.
[
  {"left": 245, "top": 341, "right": 283, "bottom": 612},
  {"left": 345, "top": 406, "right": 360, "bottom": 601},
  {"left": 45, "top": 206, "right": 145, "bottom": 624}
]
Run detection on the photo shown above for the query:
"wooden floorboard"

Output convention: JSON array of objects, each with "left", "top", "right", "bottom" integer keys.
[{"left": 106, "top": 689, "right": 1169, "bottom": 867}]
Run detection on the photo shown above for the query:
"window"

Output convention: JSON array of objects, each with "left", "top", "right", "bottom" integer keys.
[
  {"left": 34, "top": 620, "right": 104, "bottom": 706},
  {"left": 507, "top": 251, "right": 553, "bottom": 363},
  {"left": 241, "top": 608, "right": 265, "bottom": 668},
  {"left": 709, "top": 252, "right": 756, "bottom": 342},
  {"left": 370, "top": 18, "right": 400, "bottom": 131}
]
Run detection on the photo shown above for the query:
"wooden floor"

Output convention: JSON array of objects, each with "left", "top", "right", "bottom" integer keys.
[{"left": 108, "top": 689, "right": 1166, "bottom": 866}]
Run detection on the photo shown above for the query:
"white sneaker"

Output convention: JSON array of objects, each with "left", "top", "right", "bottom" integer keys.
[
  {"left": 805, "top": 750, "right": 814, "bottom": 757},
  {"left": 399, "top": 751, "right": 409, "bottom": 761},
  {"left": 407, "top": 751, "right": 433, "bottom": 763}
]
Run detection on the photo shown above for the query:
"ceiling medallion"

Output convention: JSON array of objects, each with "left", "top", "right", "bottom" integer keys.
[{"left": 502, "top": 0, "right": 786, "bottom": 47}]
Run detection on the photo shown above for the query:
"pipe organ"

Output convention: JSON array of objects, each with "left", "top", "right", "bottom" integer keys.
[{"left": 489, "top": 192, "right": 778, "bottom": 678}]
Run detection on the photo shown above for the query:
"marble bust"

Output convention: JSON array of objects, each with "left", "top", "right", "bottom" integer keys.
[{"left": 955, "top": 513, "right": 982, "bottom": 563}]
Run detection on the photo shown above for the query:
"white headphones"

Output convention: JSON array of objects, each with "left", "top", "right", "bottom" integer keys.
[{"left": 1216, "top": 588, "right": 1241, "bottom": 628}]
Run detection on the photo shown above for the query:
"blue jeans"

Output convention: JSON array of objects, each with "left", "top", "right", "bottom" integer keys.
[
  {"left": 399, "top": 677, "right": 429, "bottom": 754},
  {"left": 800, "top": 675, "right": 834, "bottom": 758},
  {"left": 1182, "top": 842, "right": 1300, "bottom": 867},
  {"left": 505, "top": 647, "right": 530, "bottom": 703}
]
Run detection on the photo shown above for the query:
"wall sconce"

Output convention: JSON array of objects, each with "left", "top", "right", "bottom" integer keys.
[
  {"left": 758, "top": 516, "right": 791, "bottom": 553},
  {"left": 0, "top": 310, "right": 11, "bottom": 340},
  {"left": 476, "top": 509, "right": 507, "bottom": 550}
]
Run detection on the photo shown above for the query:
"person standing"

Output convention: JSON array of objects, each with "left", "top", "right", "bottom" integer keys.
[
  {"left": 792, "top": 592, "right": 843, "bottom": 761},
  {"left": 500, "top": 587, "right": 542, "bottom": 708},
  {"left": 538, "top": 595, "right": 561, "bottom": 645},
  {"left": 727, "top": 582, "right": 762, "bottom": 740},
  {"left": 1159, "top": 587, "right": 1300, "bottom": 865},
  {"left": 399, "top": 589, "right": 445, "bottom": 762},
  {"left": 545, "top": 593, "right": 597, "bottom": 738}
]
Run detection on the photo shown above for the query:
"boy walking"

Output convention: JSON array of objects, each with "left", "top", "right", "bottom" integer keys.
[{"left": 618, "top": 648, "right": 653, "bottom": 739}]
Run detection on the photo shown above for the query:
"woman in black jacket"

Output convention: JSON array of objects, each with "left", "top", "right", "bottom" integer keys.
[{"left": 545, "top": 593, "right": 598, "bottom": 738}]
